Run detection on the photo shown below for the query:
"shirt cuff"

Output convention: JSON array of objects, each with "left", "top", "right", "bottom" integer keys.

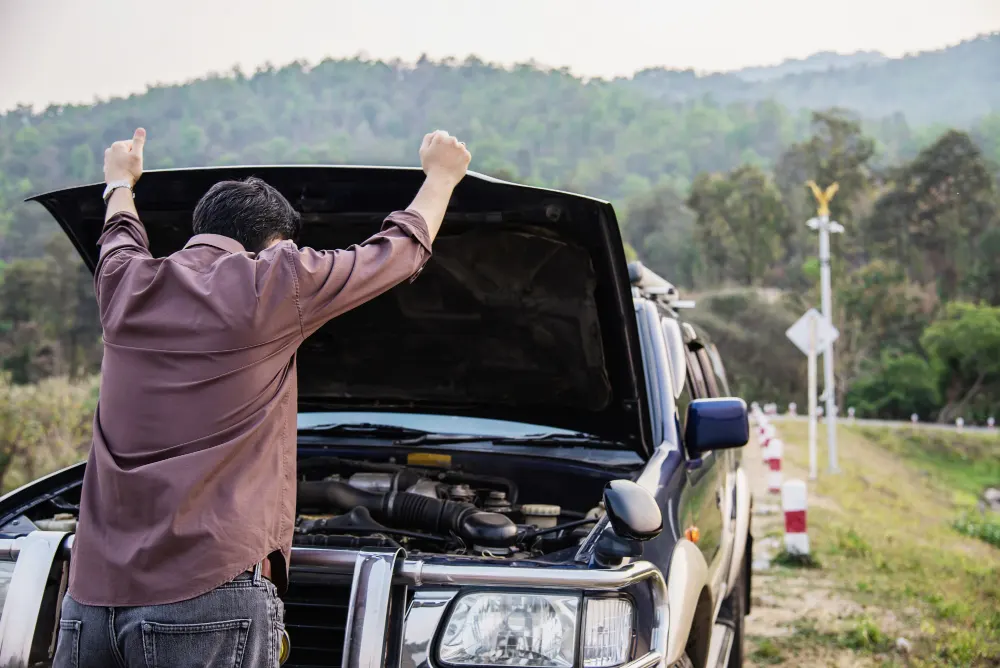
[{"left": 383, "top": 209, "right": 433, "bottom": 255}]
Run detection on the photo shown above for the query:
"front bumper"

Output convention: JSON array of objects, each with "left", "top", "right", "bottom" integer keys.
[{"left": 0, "top": 533, "right": 668, "bottom": 668}]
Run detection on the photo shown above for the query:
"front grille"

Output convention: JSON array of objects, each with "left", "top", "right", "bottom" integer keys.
[{"left": 282, "top": 572, "right": 352, "bottom": 667}]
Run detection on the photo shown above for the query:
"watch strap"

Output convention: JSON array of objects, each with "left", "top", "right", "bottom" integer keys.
[{"left": 103, "top": 180, "right": 134, "bottom": 203}]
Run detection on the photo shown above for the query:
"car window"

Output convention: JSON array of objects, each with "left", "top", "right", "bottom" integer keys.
[
  {"left": 687, "top": 349, "right": 709, "bottom": 399},
  {"left": 696, "top": 348, "right": 721, "bottom": 398},
  {"left": 707, "top": 345, "right": 732, "bottom": 396}
]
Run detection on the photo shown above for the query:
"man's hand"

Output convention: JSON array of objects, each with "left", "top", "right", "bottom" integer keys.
[
  {"left": 407, "top": 131, "right": 471, "bottom": 244},
  {"left": 104, "top": 128, "right": 146, "bottom": 187},
  {"left": 420, "top": 130, "right": 471, "bottom": 188}
]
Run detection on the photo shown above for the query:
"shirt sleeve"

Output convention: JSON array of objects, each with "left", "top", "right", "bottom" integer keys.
[
  {"left": 94, "top": 211, "right": 152, "bottom": 312},
  {"left": 288, "top": 209, "right": 433, "bottom": 337}
]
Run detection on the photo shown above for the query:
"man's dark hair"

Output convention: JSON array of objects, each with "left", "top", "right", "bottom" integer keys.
[{"left": 192, "top": 177, "right": 301, "bottom": 253}]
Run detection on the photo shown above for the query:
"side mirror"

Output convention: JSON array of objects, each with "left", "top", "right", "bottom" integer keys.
[
  {"left": 602, "top": 479, "right": 662, "bottom": 541},
  {"left": 684, "top": 398, "right": 749, "bottom": 456}
]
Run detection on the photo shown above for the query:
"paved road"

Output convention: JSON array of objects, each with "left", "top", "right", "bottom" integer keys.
[{"left": 763, "top": 413, "right": 999, "bottom": 435}]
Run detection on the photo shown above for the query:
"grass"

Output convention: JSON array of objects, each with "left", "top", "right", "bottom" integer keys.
[
  {"left": 857, "top": 426, "right": 1000, "bottom": 505},
  {"left": 749, "top": 638, "right": 785, "bottom": 664},
  {"left": 952, "top": 512, "right": 1000, "bottom": 548},
  {"left": 772, "top": 421, "right": 1000, "bottom": 666},
  {"left": 839, "top": 616, "right": 893, "bottom": 654},
  {"left": 771, "top": 549, "right": 821, "bottom": 569}
]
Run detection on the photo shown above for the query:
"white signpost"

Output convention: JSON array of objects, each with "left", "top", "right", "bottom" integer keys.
[{"left": 786, "top": 308, "right": 839, "bottom": 479}]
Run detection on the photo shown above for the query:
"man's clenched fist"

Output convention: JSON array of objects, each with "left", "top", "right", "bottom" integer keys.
[
  {"left": 104, "top": 128, "right": 146, "bottom": 187},
  {"left": 420, "top": 130, "right": 471, "bottom": 188}
]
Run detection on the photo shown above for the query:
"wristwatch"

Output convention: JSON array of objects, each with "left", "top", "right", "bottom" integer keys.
[{"left": 103, "top": 179, "right": 134, "bottom": 204}]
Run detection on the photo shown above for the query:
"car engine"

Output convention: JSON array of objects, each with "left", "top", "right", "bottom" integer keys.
[{"left": 294, "top": 456, "right": 603, "bottom": 558}]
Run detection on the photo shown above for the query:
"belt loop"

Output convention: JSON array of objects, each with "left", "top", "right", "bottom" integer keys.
[{"left": 252, "top": 560, "right": 262, "bottom": 584}]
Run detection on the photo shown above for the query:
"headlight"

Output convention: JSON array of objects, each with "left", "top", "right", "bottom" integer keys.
[
  {"left": 0, "top": 561, "right": 13, "bottom": 617},
  {"left": 437, "top": 592, "right": 634, "bottom": 668}
]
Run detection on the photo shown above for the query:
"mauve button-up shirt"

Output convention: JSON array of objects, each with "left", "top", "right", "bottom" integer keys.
[{"left": 68, "top": 208, "right": 431, "bottom": 606}]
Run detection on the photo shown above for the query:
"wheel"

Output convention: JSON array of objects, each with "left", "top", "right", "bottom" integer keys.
[{"left": 726, "top": 551, "right": 748, "bottom": 668}]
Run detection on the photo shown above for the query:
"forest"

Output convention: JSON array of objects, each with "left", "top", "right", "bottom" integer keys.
[{"left": 1, "top": 33, "right": 1000, "bottom": 488}]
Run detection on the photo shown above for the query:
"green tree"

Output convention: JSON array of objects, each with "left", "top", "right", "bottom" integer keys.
[
  {"left": 921, "top": 302, "right": 1000, "bottom": 423},
  {"left": 844, "top": 352, "right": 941, "bottom": 421},
  {"left": 868, "top": 131, "right": 999, "bottom": 301},
  {"left": 621, "top": 185, "right": 699, "bottom": 288},
  {"left": 688, "top": 165, "right": 787, "bottom": 286},
  {"left": 838, "top": 259, "right": 936, "bottom": 383},
  {"left": 69, "top": 144, "right": 95, "bottom": 182},
  {"left": 773, "top": 109, "right": 877, "bottom": 288}
]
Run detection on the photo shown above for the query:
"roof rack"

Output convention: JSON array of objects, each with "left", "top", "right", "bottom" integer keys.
[{"left": 627, "top": 261, "right": 696, "bottom": 311}]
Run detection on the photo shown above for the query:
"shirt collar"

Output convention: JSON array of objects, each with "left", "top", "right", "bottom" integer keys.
[{"left": 183, "top": 234, "right": 246, "bottom": 254}]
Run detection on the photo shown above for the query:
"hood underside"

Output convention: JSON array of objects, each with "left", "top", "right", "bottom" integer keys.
[{"left": 30, "top": 166, "right": 651, "bottom": 456}]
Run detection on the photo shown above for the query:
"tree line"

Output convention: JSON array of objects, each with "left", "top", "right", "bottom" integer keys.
[
  {"left": 0, "top": 54, "right": 998, "bottom": 423},
  {"left": 671, "top": 112, "right": 1000, "bottom": 423}
]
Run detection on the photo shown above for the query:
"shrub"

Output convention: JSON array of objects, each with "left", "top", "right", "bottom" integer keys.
[{"left": 0, "top": 374, "right": 97, "bottom": 493}]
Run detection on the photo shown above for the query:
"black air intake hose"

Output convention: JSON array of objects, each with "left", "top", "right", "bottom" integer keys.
[{"left": 297, "top": 480, "right": 518, "bottom": 548}]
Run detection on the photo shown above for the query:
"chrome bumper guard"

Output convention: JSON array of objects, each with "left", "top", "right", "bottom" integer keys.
[{"left": 1, "top": 533, "right": 668, "bottom": 668}]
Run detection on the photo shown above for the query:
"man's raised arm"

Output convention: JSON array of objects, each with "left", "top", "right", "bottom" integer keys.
[
  {"left": 405, "top": 130, "right": 471, "bottom": 243},
  {"left": 104, "top": 128, "right": 145, "bottom": 223},
  {"left": 96, "top": 128, "right": 151, "bottom": 306}
]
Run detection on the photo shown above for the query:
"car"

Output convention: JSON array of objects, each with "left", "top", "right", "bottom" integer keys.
[{"left": 0, "top": 166, "right": 752, "bottom": 668}]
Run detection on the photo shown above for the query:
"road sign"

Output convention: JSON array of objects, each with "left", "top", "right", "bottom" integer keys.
[{"left": 785, "top": 308, "right": 839, "bottom": 357}]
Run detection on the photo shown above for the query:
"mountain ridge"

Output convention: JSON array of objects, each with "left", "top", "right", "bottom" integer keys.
[{"left": 624, "top": 32, "right": 999, "bottom": 125}]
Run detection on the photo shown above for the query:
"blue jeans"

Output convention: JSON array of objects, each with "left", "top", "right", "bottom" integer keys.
[{"left": 53, "top": 566, "right": 285, "bottom": 668}]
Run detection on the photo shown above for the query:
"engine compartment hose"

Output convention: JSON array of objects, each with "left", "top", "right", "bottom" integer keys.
[{"left": 297, "top": 480, "right": 519, "bottom": 548}]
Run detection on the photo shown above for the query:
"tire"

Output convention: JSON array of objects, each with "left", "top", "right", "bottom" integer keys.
[
  {"left": 671, "top": 654, "right": 694, "bottom": 668},
  {"left": 726, "top": 551, "right": 748, "bottom": 668}
]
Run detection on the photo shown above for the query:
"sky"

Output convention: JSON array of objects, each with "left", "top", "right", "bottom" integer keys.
[{"left": 1, "top": 0, "right": 998, "bottom": 112}]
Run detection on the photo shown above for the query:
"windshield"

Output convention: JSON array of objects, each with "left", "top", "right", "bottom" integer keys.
[{"left": 296, "top": 411, "right": 586, "bottom": 438}]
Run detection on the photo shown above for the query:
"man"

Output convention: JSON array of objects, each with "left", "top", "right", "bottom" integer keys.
[{"left": 53, "top": 128, "right": 471, "bottom": 667}]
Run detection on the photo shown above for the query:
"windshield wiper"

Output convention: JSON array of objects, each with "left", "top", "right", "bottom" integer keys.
[
  {"left": 298, "top": 422, "right": 492, "bottom": 444},
  {"left": 492, "top": 433, "right": 624, "bottom": 448},
  {"left": 297, "top": 422, "right": 433, "bottom": 438},
  {"left": 299, "top": 423, "right": 625, "bottom": 449},
  {"left": 394, "top": 432, "right": 623, "bottom": 448}
]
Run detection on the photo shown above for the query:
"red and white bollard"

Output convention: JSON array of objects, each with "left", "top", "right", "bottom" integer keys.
[
  {"left": 766, "top": 438, "right": 784, "bottom": 494},
  {"left": 781, "top": 479, "right": 809, "bottom": 555},
  {"left": 759, "top": 425, "right": 775, "bottom": 461}
]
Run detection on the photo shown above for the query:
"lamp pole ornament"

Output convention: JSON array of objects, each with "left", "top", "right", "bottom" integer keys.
[{"left": 806, "top": 180, "right": 843, "bottom": 474}]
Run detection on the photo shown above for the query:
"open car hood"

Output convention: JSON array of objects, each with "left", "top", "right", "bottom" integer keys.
[{"left": 30, "top": 166, "right": 652, "bottom": 457}]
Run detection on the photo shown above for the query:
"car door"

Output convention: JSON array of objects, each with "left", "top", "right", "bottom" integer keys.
[
  {"left": 678, "top": 344, "right": 726, "bottom": 605},
  {"left": 695, "top": 345, "right": 738, "bottom": 601}
]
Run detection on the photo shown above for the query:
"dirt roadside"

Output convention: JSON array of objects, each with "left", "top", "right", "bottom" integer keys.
[{"left": 743, "top": 431, "right": 897, "bottom": 667}]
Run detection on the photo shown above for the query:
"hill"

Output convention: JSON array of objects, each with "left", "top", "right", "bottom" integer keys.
[
  {"left": 625, "top": 33, "right": 1000, "bottom": 126},
  {"left": 733, "top": 50, "right": 890, "bottom": 82},
  {"left": 0, "top": 45, "right": 998, "bottom": 420},
  {"left": 2, "top": 46, "right": 998, "bottom": 262}
]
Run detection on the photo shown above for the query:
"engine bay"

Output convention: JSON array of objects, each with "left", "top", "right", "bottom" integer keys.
[
  {"left": 2, "top": 447, "right": 635, "bottom": 563},
  {"left": 294, "top": 456, "right": 606, "bottom": 559}
]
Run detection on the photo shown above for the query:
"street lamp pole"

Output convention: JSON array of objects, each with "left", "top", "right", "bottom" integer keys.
[{"left": 807, "top": 181, "right": 844, "bottom": 474}]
